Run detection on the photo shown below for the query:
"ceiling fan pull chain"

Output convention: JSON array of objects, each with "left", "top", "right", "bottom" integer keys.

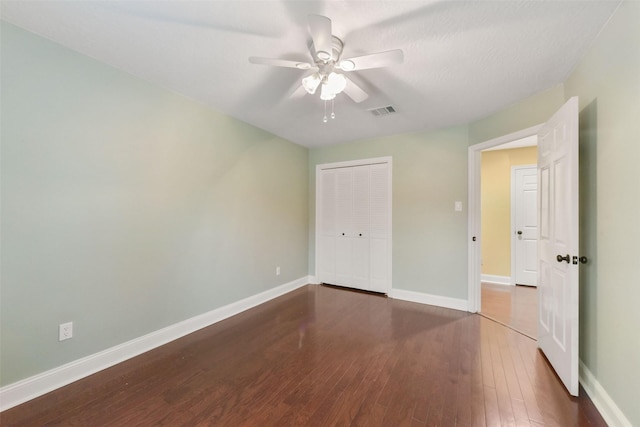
[
  {"left": 323, "top": 100, "right": 328, "bottom": 123},
  {"left": 331, "top": 99, "right": 336, "bottom": 119}
]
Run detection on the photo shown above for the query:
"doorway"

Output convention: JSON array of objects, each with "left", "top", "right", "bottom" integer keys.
[
  {"left": 467, "top": 126, "right": 542, "bottom": 338},
  {"left": 469, "top": 98, "right": 581, "bottom": 396}
]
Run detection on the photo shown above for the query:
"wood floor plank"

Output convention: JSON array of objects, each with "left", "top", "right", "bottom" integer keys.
[
  {"left": 1, "top": 285, "right": 607, "bottom": 427},
  {"left": 488, "top": 321, "right": 518, "bottom": 426}
]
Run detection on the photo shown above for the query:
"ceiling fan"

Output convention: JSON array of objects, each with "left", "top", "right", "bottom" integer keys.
[{"left": 249, "top": 14, "right": 404, "bottom": 105}]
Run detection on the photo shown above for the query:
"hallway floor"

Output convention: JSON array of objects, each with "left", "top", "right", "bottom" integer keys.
[{"left": 481, "top": 282, "right": 538, "bottom": 339}]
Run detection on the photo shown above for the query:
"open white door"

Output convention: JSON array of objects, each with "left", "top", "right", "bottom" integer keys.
[{"left": 537, "top": 97, "right": 580, "bottom": 396}]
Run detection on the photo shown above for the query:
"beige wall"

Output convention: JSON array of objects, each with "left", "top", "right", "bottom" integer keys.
[{"left": 481, "top": 147, "right": 537, "bottom": 277}]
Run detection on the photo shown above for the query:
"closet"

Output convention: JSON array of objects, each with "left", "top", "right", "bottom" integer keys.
[{"left": 316, "top": 158, "right": 391, "bottom": 293}]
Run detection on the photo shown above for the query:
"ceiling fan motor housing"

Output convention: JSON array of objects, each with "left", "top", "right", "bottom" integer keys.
[{"left": 311, "top": 36, "right": 344, "bottom": 63}]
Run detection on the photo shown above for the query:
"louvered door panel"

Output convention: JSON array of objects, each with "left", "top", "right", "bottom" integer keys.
[
  {"left": 335, "top": 169, "right": 353, "bottom": 286},
  {"left": 351, "top": 166, "right": 370, "bottom": 288},
  {"left": 318, "top": 170, "right": 337, "bottom": 284}
]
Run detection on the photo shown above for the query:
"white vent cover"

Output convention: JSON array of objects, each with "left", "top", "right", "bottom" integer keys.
[{"left": 368, "top": 105, "right": 396, "bottom": 117}]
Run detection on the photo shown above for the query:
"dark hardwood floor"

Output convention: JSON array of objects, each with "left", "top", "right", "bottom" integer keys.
[
  {"left": 2, "top": 284, "right": 604, "bottom": 426},
  {"left": 481, "top": 282, "right": 538, "bottom": 339}
]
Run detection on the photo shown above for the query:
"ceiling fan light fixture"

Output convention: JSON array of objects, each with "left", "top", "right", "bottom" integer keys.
[
  {"left": 320, "top": 84, "right": 336, "bottom": 101},
  {"left": 320, "top": 72, "right": 346, "bottom": 101},
  {"left": 296, "top": 62, "right": 312, "bottom": 70},
  {"left": 302, "top": 73, "right": 321, "bottom": 94},
  {"left": 326, "top": 72, "right": 347, "bottom": 94},
  {"left": 339, "top": 59, "right": 355, "bottom": 71}
]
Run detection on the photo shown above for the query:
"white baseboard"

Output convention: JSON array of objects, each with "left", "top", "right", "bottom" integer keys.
[
  {"left": 579, "top": 360, "right": 632, "bottom": 427},
  {"left": 481, "top": 274, "right": 512, "bottom": 285},
  {"left": 0, "top": 276, "right": 311, "bottom": 412},
  {"left": 389, "top": 288, "right": 468, "bottom": 312}
]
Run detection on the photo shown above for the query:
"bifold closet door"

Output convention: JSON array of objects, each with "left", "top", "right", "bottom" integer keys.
[
  {"left": 335, "top": 168, "right": 354, "bottom": 286},
  {"left": 334, "top": 166, "right": 371, "bottom": 289},
  {"left": 317, "top": 161, "right": 390, "bottom": 292},
  {"left": 350, "top": 166, "right": 371, "bottom": 289},
  {"left": 317, "top": 170, "right": 336, "bottom": 285}
]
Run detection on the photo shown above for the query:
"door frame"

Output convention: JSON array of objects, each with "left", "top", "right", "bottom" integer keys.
[
  {"left": 467, "top": 126, "right": 542, "bottom": 313},
  {"left": 511, "top": 164, "right": 537, "bottom": 286},
  {"left": 315, "top": 156, "right": 393, "bottom": 292}
]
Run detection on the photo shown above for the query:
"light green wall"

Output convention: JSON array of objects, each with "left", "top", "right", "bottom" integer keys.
[
  {"left": 469, "top": 85, "right": 565, "bottom": 145},
  {"left": 2, "top": 2, "right": 639, "bottom": 423},
  {"left": 309, "top": 127, "right": 469, "bottom": 299},
  {"left": 564, "top": 1, "right": 640, "bottom": 424},
  {"left": 0, "top": 22, "right": 309, "bottom": 386}
]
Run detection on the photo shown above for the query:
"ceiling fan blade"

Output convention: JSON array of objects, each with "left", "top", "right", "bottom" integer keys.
[
  {"left": 249, "top": 57, "right": 315, "bottom": 70},
  {"left": 343, "top": 77, "right": 369, "bottom": 103},
  {"left": 339, "top": 49, "right": 404, "bottom": 71},
  {"left": 308, "top": 14, "right": 333, "bottom": 61}
]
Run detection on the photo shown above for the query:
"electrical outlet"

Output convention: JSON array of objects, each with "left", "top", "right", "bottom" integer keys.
[
  {"left": 59, "top": 322, "right": 73, "bottom": 341},
  {"left": 276, "top": 266, "right": 281, "bottom": 276}
]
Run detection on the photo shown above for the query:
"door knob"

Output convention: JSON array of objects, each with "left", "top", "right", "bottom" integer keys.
[
  {"left": 579, "top": 256, "right": 588, "bottom": 264},
  {"left": 557, "top": 254, "right": 570, "bottom": 263},
  {"left": 517, "top": 230, "right": 523, "bottom": 235}
]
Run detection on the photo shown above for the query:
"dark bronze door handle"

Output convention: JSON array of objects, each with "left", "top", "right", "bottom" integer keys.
[{"left": 557, "top": 254, "right": 570, "bottom": 263}]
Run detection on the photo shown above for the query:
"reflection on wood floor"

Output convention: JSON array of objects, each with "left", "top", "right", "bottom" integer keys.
[
  {"left": 481, "top": 282, "right": 538, "bottom": 339},
  {"left": 3, "top": 284, "right": 604, "bottom": 426}
]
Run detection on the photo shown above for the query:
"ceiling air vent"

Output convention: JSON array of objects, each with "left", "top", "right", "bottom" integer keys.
[{"left": 368, "top": 105, "right": 397, "bottom": 117}]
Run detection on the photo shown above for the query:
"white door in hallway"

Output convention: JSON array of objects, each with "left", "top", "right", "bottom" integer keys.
[
  {"left": 537, "top": 96, "right": 580, "bottom": 396},
  {"left": 513, "top": 165, "right": 538, "bottom": 286}
]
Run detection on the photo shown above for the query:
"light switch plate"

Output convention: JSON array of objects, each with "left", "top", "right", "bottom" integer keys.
[{"left": 455, "top": 201, "right": 463, "bottom": 212}]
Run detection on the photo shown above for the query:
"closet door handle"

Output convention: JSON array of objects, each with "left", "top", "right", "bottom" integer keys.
[
  {"left": 341, "top": 233, "right": 345, "bottom": 236},
  {"left": 359, "top": 233, "right": 362, "bottom": 237}
]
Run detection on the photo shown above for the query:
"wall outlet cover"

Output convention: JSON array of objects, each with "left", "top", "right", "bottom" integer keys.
[{"left": 59, "top": 322, "right": 73, "bottom": 341}]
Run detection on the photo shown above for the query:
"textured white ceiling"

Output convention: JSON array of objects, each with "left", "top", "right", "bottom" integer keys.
[{"left": 1, "top": 1, "right": 621, "bottom": 147}]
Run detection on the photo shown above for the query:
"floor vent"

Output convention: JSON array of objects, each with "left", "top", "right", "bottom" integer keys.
[{"left": 368, "top": 105, "right": 397, "bottom": 116}]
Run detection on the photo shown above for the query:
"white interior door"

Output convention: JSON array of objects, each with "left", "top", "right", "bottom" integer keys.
[
  {"left": 513, "top": 165, "right": 538, "bottom": 286},
  {"left": 537, "top": 96, "right": 579, "bottom": 396}
]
